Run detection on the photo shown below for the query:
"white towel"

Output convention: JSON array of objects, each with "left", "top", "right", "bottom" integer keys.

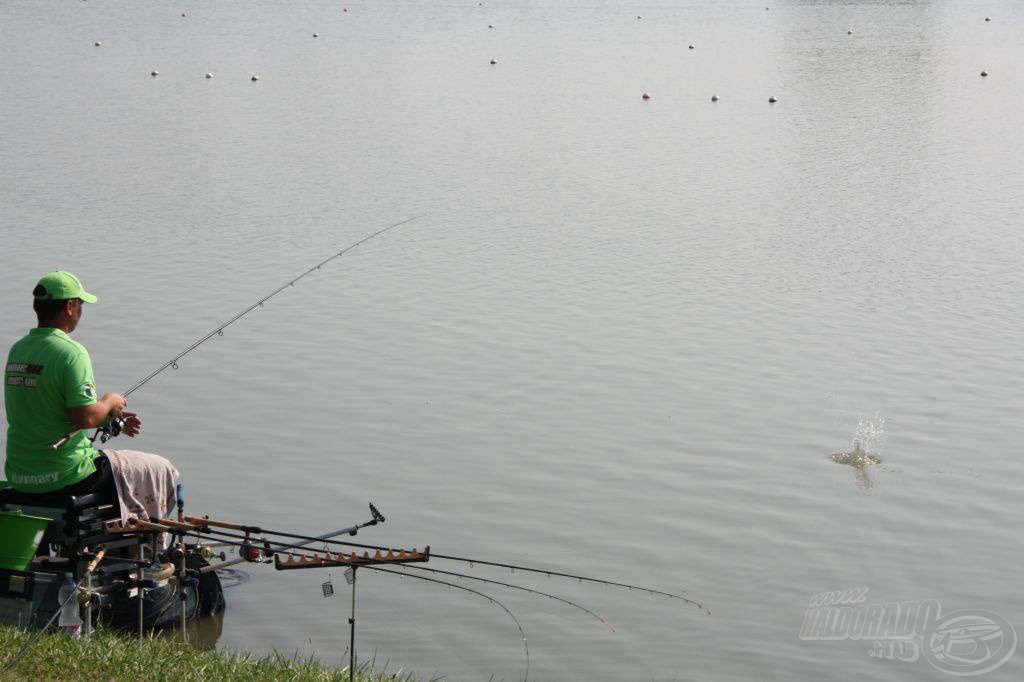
[{"left": 103, "top": 449, "right": 180, "bottom": 534}]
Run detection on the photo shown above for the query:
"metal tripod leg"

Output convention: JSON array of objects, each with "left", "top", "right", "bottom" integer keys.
[{"left": 349, "top": 566, "right": 357, "bottom": 682}]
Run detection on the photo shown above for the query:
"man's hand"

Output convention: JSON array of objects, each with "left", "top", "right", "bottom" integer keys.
[
  {"left": 103, "top": 393, "right": 128, "bottom": 419},
  {"left": 121, "top": 411, "right": 143, "bottom": 437}
]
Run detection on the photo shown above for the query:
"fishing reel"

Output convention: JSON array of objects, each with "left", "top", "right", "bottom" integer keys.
[
  {"left": 239, "top": 538, "right": 275, "bottom": 564},
  {"left": 93, "top": 416, "right": 125, "bottom": 444}
]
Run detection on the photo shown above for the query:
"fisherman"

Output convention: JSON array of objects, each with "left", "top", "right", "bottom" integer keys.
[{"left": 3, "top": 271, "right": 179, "bottom": 523}]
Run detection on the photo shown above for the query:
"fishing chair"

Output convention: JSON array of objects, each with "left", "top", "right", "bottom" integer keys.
[{"left": 0, "top": 487, "right": 148, "bottom": 578}]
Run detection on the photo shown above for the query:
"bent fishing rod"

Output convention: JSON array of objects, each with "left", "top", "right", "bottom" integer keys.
[
  {"left": 52, "top": 214, "right": 425, "bottom": 450},
  {"left": 180, "top": 519, "right": 710, "bottom": 614}
]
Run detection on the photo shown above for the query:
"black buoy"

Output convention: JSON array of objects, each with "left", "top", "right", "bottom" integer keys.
[
  {"left": 251, "top": 74, "right": 259, "bottom": 81},
  {"left": 711, "top": 94, "right": 719, "bottom": 102},
  {"left": 151, "top": 69, "right": 159, "bottom": 76},
  {"left": 768, "top": 95, "right": 778, "bottom": 103},
  {"left": 980, "top": 70, "right": 988, "bottom": 77}
]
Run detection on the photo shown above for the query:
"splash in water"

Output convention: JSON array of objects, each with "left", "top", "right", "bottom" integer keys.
[{"left": 831, "top": 415, "right": 884, "bottom": 489}]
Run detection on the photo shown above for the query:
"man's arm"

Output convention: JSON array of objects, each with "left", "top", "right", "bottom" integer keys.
[{"left": 68, "top": 393, "right": 127, "bottom": 430}]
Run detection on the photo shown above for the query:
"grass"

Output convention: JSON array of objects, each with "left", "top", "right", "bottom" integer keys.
[{"left": 0, "top": 625, "right": 438, "bottom": 682}]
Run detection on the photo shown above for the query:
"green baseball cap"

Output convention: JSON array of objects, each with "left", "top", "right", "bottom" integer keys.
[{"left": 34, "top": 271, "right": 98, "bottom": 304}]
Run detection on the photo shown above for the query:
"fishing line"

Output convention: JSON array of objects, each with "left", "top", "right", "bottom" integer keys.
[
  {"left": 124, "top": 214, "right": 426, "bottom": 398},
  {"left": 397, "top": 564, "right": 614, "bottom": 632},
  {"left": 366, "top": 565, "right": 530, "bottom": 682}
]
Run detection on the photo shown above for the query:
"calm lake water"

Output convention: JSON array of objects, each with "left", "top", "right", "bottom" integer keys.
[{"left": 2, "top": 0, "right": 1023, "bottom": 679}]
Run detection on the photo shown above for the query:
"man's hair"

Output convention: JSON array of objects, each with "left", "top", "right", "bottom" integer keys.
[{"left": 32, "top": 284, "right": 70, "bottom": 321}]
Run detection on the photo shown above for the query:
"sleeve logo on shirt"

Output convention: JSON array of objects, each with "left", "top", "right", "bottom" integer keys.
[{"left": 83, "top": 382, "right": 96, "bottom": 399}]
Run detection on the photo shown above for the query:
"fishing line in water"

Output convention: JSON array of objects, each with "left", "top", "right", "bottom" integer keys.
[
  {"left": 366, "top": 565, "right": 530, "bottom": 682},
  {"left": 123, "top": 214, "right": 426, "bottom": 398}
]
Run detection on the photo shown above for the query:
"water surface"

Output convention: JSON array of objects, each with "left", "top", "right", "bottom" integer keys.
[{"left": 2, "top": 1, "right": 1023, "bottom": 679}]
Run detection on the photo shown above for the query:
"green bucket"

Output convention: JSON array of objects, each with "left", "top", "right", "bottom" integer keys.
[{"left": 0, "top": 510, "right": 51, "bottom": 571}]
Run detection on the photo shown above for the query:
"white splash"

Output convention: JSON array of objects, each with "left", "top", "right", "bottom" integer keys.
[
  {"left": 851, "top": 413, "right": 885, "bottom": 457},
  {"left": 831, "top": 414, "right": 885, "bottom": 489}
]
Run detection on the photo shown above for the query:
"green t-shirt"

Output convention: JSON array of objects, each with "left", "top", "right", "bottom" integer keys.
[{"left": 4, "top": 328, "right": 100, "bottom": 492}]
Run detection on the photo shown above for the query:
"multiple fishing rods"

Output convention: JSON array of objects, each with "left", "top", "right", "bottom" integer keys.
[
  {"left": 173, "top": 519, "right": 619, "bottom": 628},
  {"left": 52, "top": 215, "right": 425, "bottom": 449},
  {"left": 156, "top": 509, "right": 706, "bottom": 682},
  {"left": 184, "top": 521, "right": 710, "bottom": 614}
]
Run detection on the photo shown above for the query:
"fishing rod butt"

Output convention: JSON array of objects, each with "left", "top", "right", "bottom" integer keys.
[{"left": 51, "top": 431, "right": 76, "bottom": 450}]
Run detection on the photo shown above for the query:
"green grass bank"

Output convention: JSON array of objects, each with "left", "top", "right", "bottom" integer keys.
[{"left": 0, "top": 625, "right": 437, "bottom": 682}]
